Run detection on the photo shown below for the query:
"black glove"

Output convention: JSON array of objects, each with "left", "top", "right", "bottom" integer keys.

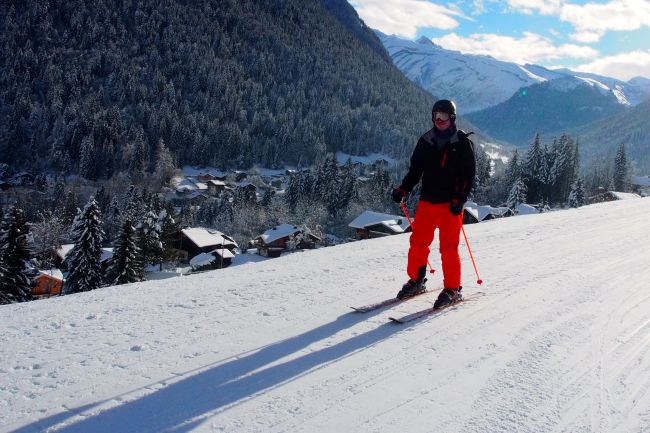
[
  {"left": 391, "top": 186, "right": 407, "bottom": 203},
  {"left": 449, "top": 199, "right": 464, "bottom": 216}
]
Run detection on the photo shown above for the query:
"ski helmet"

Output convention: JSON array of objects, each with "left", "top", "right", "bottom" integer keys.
[{"left": 431, "top": 99, "right": 457, "bottom": 122}]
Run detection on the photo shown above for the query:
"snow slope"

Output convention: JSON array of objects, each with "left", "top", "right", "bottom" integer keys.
[{"left": 2, "top": 198, "right": 650, "bottom": 433}]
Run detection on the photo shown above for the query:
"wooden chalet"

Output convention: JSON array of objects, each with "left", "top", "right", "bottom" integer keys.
[
  {"left": 348, "top": 211, "right": 411, "bottom": 239},
  {"left": 189, "top": 249, "right": 235, "bottom": 272},
  {"left": 588, "top": 191, "right": 641, "bottom": 204},
  {"left": 254, "top": 224, "right": 321, "bottom": 257},
  {"left": 178, "top": 227, "right": 238, "bottom": 261},
  {"left": 55, "top": 244, "right": 114, "bottom": 272},
  {"left": 32, "top": 270, "right": 64, "bottom": 298}
]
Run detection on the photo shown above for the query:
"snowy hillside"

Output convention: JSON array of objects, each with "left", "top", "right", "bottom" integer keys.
[
  {"left": 2, "top": 198, "right": 650, "bottom": 433},
  {"left": 379, "top": 33, "right": 650, "bottom": 114}
]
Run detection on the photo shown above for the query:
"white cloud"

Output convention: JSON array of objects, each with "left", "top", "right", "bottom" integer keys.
[
  {"left": 351, "top": 0, "right": 466, "bottom": 38},
  {"left": 507, "top": 0, "right": 564, "bottom": 15},
  {"left": 433, "top": 31, "right": 599, "bottom": 64},
  {"left": 560, "top": 0, "right": 650, "bottom": 43},
  {"left": 574, "top": 49, "right": 650, "bottom": 81},
  {"left": 505, "top": 1, "right": 650, "bottom": 42}
]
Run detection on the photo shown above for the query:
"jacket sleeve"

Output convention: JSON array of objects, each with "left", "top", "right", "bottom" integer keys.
[
  {"left": 400, "top": 139, "right": 425, "bottom": 193},
  {"left": 455, "top": 137, "right": 476, "bottom": 203}
]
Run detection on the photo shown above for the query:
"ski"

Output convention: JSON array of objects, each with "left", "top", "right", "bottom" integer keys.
[
  {"left": 350, "top": 289, "right": 431, "bottom": 313},
  {"left": 389, "top": 291, "right": 485, "bottom": 323}
]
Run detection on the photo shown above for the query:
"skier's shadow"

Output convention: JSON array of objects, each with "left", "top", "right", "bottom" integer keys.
[{"left": 10, "top": 308, "right": 416, "bottom": 433}]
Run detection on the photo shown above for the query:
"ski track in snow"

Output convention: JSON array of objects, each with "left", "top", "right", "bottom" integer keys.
[{"left": 1, "top": 198, "right": 649, "bottom": 433}]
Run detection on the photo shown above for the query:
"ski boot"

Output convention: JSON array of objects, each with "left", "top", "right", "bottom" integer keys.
[
  {"left": 396, "top": 266, "right": 427, "bottom": 300},
  {"left": 433, "top": 287, "right": 463, "bottom": 309}
]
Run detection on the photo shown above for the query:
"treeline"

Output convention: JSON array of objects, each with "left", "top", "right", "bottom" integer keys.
[
  {"left": 0, "top": 185, "right": 182, "bottom": 304},
  {"left": 477, "top": 133, "right": 632, "bottom": 210},
  {"left": 0, "top": 133, "right": 635, "bottom": 305},
  {"left": 0, "top": 0, "right": 433, "bottom": 179}
]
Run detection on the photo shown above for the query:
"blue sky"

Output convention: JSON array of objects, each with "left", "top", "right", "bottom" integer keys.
[{"left": 350, "top": 0, "right": 650, "bottom": 80}]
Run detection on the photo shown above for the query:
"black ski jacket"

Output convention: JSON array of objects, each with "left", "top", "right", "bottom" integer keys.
[{"left": 400, "top": 127, "right": 476, "bottom": 204}]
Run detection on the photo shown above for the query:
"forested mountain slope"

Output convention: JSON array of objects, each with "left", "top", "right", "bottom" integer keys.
[{"left": 0, "top": 0, "right": 435, "bottom": 178}]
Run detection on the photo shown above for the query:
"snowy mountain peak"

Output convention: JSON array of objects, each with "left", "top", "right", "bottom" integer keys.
[
  {"left": 379, "top": 33, "right": 650, "bottom": 114},
  {"left": 416, "top": 36, "right": 436, "bottom": 47}
]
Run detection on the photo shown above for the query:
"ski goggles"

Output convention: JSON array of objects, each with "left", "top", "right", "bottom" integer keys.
[{"left": 433, "top": 111, "right": 450, "bottom": 121}]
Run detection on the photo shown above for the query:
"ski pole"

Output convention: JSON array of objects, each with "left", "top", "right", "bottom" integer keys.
[
  {"left": 461, "top": 223, "right": 483, "bottom": 285},
  {"left": 399, "top": 201, "right": 435, "bottom": 274}
]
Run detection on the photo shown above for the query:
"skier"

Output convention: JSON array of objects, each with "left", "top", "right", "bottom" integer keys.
[{"left": 391, "top": 99, "right": 476, "bottom": 309}]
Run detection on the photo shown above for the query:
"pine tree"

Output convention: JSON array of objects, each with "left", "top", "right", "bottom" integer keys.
[
  {"left": 568, "top": 177, "right": 586, "bottom": 208},
  {"left": 506, "top": 177, "right": 527, "bottom": 211},
  {"left": 0, "top": 206, "right": 33, "bottom": 304},
  {"left": 613, "top": 143, "right": 629, "bottom": 192},
  {"left": 523, "top": 133, "right": 547, "bottom": 204},
  {"left": 137, "top": 210, "right": 163, "bottom": 270},
  {"left": 107, "top": 220, "right": 143, "bottom": 285},
  {"left": 547, "top": 134, "right": 576, "bottom": 205},
  {"left": 64, "top": 199, "right": 105, "bottom": 294}
]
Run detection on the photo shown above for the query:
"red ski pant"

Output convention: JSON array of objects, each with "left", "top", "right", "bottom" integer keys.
[{"left": 407, "top": 201, "right": 463, "bottom": 288}]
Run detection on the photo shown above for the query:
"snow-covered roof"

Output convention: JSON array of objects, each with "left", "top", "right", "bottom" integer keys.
[
  {"left": 37, "top": 269, "right": 64, "bottom": 281},
  {"left": 207, "top": 180, "right": 227, "bottom": 186},
  {"left": 57, "top": 245, "right": 113, "bottom": 262},
  {"left": 259, "top": 224, "right": 303, "bottom": 244},
  {"left": 515, "top": 203, "right": 539, "bottom": 215},
  {"left": 190, "top": 253, "right": 216, "bottom": 268},
  {"left": 180, "top": 166, "right": 227, "bottom": 178},
  {"left": 348, "top": 211, "right": 410, "bottom": 233},
  {"left": 610, "top": 191, "right": 641, "bottom": 200},
  {"left": 193, "top": 181, "right": 208, "bottom": 191},
  {"left": 181, "top": 228, "right": 238, "bottom": 249},
  {"left": 464, "top": 201, "right": 511, "bottom": 222},
  {"left": 189, "top": 249, "right": 235, "bottom": 268}
]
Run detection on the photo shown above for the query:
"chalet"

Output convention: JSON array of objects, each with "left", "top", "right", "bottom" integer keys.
[
  {"left": 588, "top": 191, "right": 641, "bottom": 204},
  {"left": 207, "top": 179, "right": 228, "bottom": 195},
  {"left": 348, "top": 211, "right": 411, "bottom": 239},
  {"left": 189, "top": 249, "right": 235, "bottom": 272},
  {"left": 55, "top": 244, "right": 114, "bottom": 271},
  {"left": 253, "top": 224, "right": 321, "bottom": 257},
  {"left": 196, "top": 173, "right": 216, "bottom": 182},
  {"left": 235, "top": 181, "right": 257, "bottom": 193},
  {"left": 178, "top": 227, "right": 238, "bottom": 260},
  {"left": 463, "top": 202, "right": 514, "bottom": 224},
  {"left": 32, "top": 270, "right": 64, "bottom": 298}
]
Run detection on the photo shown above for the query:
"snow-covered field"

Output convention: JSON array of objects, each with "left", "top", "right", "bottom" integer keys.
[{"left": 2, "top": 198, "right": 649, "bottom": 433}]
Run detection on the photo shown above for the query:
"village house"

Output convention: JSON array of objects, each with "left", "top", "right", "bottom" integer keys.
[
  {"left": 189, "top": 249, "right": 235, "bottom": 272},
  {"left": 462, "top": 202, "right": 514, "bottom": 224},
  {"left": 207, "top": 179, "right": 228, "bottom": 195},
  {"left": 32, "top": 269, "right": 64, "bottom": 298},
  {"left": 55, "top": 244, "right": 114, "bottom": 272},
  {"left": 253, "top": 224, "right": 321, "bottom": 257},
  {"left": 348, "top": 210, "right": 411, "bottom": 239},
  {"left": 588, "top": 191, "right": 642, "bottom": 204},
  {"left": 178, "top": 227, "right": 238, "bottom": 264}
]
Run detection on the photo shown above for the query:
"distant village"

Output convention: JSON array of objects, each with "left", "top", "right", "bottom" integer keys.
[{"left": 2, "top": 162, "right": 649, "bottom": 301}]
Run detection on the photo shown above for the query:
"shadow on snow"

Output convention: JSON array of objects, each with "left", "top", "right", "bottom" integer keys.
[{"left": 11, "top": 308, "right": 416, "bottom": 433}]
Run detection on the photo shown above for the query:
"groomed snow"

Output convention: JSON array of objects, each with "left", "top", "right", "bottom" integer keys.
[{"left": 2, "top": 198, "right": 649, "bottom": 433}]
